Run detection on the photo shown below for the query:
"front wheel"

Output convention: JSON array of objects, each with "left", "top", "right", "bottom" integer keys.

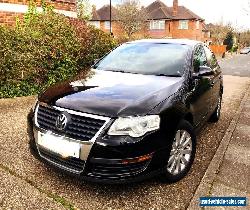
[{"left": 161, "top": 120, "right": 196, "bottom": 183}]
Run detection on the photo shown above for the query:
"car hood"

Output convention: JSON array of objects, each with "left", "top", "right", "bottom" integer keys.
[{"left": 39, "top": 70, "right": 184, "bottom": 117}]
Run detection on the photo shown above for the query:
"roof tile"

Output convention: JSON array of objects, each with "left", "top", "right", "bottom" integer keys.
[
  {"left": 91, "top": 5, "right": 117, "bottom": 21},
  {"left": 90, "top": 0, "right": 203, "bottom": 21}
]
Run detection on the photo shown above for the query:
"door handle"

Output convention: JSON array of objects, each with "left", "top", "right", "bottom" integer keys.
[{"left": 210, "top": 81, "right": 215, "bottom": 87}]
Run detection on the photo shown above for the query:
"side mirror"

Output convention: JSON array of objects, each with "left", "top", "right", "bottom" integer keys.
[{"left": 193, "top": 66, "right": 214, "bottom": 79}]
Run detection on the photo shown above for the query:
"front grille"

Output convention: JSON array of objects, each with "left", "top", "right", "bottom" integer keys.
[
  {"left": 87, "top": 161, "right": 150, "bottom": 179},
  {"left": 36, "top": 105, "right": 106, "bottom": 141},
  {"left": 39, "top": 147, "right": 85, "bottom": 173}
]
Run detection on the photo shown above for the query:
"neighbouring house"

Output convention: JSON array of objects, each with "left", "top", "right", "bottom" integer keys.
[
  {"left": 90, "top": 0, "right": 210, "bottom": 41},
  {"left": 90, "top": 5, "right": 121, "bottom": 34},
  {"left": 202, "top": 23, "right": 212, "bottom": 44},
  {"left": 0, "top": 0, "right": 77, "bottom": 26}
]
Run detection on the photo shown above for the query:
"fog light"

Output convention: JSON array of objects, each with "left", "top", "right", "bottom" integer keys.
[{"left": 122, "top": 153, "right": 153, "bottom": 164}]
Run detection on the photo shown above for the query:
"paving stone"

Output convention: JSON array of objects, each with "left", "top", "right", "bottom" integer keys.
[
  {"left": 231, "top": 124, "right": 250, "bottom": 149},
  {"left": 242, "top": 106, "right": 250, "bottom": 116},
  {"left": 236, "top": 124, "right": 250, "bottom": 136},
  {"left": 244, "top": 102, "right": 250, "bottom": 109},
  {"left": 224, "top": 144, "right": 250, "bottom": 166},
  {"left": 216, "top": 159, "right": 249, "bottom": 191},
  {"left": 237, "top": 111, "right": 250, "bottom": 127}
]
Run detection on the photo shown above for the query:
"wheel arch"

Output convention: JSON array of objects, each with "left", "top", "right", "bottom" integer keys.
[
  {"left": 184, "top": 112, "right": 194, "bottom": 126},
  {"left": 159, "top": 105, "right": 193, "bottom": 134}
]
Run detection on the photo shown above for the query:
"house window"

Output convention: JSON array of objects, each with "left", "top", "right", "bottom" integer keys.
[
  {"left": 196, "top": 21, "right": 200, "bottom": 30},
  {"left": 89, "top": 21, "right": 100, "bottom": 29},
  {"left": 150, "top": 20, "right": 165, "bottom": 30},
  {"left": 105, "top": 21, "right": 111, "bottom": 30},
  {"left": 179, "top": 20, "right": 189, "bottom": 29}
]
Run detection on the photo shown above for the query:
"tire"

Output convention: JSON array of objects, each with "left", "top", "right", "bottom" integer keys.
[
  {"left": 209, "top": 95, "right": 222, "bottom": 122},
  {"left": 161, "top": 120, "right": 196, "bottom": 183}
]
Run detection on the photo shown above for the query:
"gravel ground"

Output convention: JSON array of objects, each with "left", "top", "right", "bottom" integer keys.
[
  {"left": 0, "top": 168, "right": 63, "bottom": 210},
  {"left": 0, "top": 75, "right": 249, "bottom": 210}
]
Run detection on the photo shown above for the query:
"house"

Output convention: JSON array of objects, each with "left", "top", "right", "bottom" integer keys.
[
  {"left": 90, "top": 0, "right": 208, "bottom": 41},
  {"left": 202, "top": 23, "right": 212, "bottom": 44},
  {"left": 90, "top": 5, "right": 120, "bottom": 34},
  {"left": 0, "top": 0, "right": 77, "bottom": 26}
]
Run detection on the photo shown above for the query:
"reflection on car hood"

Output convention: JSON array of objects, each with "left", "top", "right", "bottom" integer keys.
[{"left": 39, "top": 70, "right": 184, "bottom": 117}]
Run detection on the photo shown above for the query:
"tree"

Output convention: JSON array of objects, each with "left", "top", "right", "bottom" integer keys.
[
  {"left": 239, "top": 30, "right": 250, "bottom": 46},
  {"left": 207, "top": 22, "right": 234, "bottom": 45},
  {"left": 223, "top": 31, "right": 234, "bottom": 51},
  {"left": 116, "top": 0, "right": 148, "bottom": 39},
  {"left": 77, "top": 0, "right": 92, "bottom": 20}
]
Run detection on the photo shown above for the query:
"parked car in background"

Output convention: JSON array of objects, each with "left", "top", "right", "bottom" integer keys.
[
  {"left": 240, "top": 47, "right": 250, "bottom": 54},
  {"left": 28, "top": 39, "right": 223, "bottom": 184}
]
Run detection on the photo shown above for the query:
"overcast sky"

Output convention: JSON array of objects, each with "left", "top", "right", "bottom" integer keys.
[{"left": 89, "top": 0, "right": 250, "bottom": 30}]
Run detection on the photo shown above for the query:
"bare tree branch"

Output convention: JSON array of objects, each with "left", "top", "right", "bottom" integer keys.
[
  {"left": 207, "top": 23, "right": 234, "bottom": 45},
  {"left": 116, "top": 0, "right": 148, "bottom": 39}
]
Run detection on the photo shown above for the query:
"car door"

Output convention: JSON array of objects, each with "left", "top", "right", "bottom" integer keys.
[
  {"left": 203, "top": 45, "right": 222, "bottom": 113},
  {"left": 188, "top": 45, "right": 213, "bottom": 127}
]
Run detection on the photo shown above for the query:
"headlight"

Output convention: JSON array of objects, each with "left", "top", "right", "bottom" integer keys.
[{"left": 108, "top": 115, "right": 160, "bottom": 138}]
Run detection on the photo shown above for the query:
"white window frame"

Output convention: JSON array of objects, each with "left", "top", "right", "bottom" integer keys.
[
  {"left": 178, "top": 20, "right": 189, "bottom": 30},
  {"left": 89, "top": 21, "right": 100, "bottom": 29},
  {"left": 104, "top": 21, "right": 111, "bottom": 30},
  {"left": 196, "top": 21, "right": 200, "bottom": 30},
  {"left": 150, "top": 20, "right": 165, "bottom": 30}
]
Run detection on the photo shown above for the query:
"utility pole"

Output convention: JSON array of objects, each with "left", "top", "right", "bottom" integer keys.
[{"left": 110, "top": 0, "right": 112, "bottom": 34}]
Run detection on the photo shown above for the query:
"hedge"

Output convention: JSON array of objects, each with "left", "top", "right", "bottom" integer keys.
[{"left": 0, "top": 5, "right": 117, "bottom": 98}]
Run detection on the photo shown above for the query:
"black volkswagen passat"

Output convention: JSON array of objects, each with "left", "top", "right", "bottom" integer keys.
[{"left": 28, "top": 39, "right": 223, "bottom": 183}]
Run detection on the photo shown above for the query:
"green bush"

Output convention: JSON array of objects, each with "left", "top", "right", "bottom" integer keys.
[
  {"left": 0, "top": 4, "right": 117, "bottom": 98},
  {"left": 223, "top": 31, "right": 234, "bottom": 51},
  {"left": 230, "top": 44, "right": 238, "bottom": 53}
]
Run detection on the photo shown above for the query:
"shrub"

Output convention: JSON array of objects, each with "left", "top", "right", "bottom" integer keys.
[
  {"left": 230, "top": 44, "right": 238, "bottom": 53},
  {"left": 223, "top": 31, "right": 234, "bottom": 51},
  {"left": 0, "top": 4, "right": 117, "bottom": 98},
  {"left": 70, "top": 18, "right": 117, "bottom": 70}
]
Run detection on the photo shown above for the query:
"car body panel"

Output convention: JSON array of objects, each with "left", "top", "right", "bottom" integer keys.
[
  {"left": 240, "top": 47, "right": 250, "bottom": 54},
  {"left": 39, "top": 70, "right": 184, "bottom": 117}
]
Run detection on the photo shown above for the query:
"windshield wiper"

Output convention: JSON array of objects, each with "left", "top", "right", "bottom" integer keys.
[
  {"left": 110, "top": 70, "right": 126, "bottom": 73},
  {"left": 156, "top": 74, "right": 182, "bottom": 77},
  {"left": 99, "top": 68, "right": 141, "bottom": 75}
]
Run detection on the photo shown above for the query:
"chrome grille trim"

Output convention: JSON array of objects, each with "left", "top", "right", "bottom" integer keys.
[{"left": 35, "top": 102, "right": 111, "bottom": 143}]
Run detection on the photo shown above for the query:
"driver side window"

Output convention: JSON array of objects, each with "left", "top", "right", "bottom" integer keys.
[{"left": 193, "top": 45, "right": 207, "bottom": 72}]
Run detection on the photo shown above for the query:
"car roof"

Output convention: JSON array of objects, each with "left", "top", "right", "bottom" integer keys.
[{"left": 127, "top": 39, "right": 202, "bottom": 47}]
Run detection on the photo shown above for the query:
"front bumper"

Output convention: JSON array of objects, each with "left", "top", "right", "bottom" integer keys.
[{"left": 27, "top": 108, "right": 170, "bottom": 184}]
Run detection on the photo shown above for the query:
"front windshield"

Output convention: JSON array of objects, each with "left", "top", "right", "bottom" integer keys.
[{"left": 94, "top": 42, "right": 190, "bottom": 76}]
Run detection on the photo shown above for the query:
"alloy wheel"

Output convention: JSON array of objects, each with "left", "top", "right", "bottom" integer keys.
[{"left": 167, "top": 130, "right": 192, "bottom": 175}]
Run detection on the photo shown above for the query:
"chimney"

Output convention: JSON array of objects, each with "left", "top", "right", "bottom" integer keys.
[{"left": 173, "top": 0, "right": 178, "bottom": 16}]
